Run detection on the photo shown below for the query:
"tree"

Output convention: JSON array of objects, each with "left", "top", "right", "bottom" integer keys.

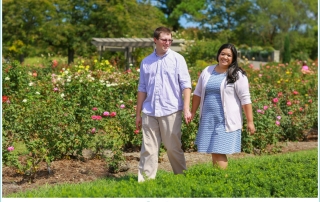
[
  {"left": 154, "top": 0, "right": 182, "bottom": 31},
  {"left": 89, "top": 0, "right": 166, "bottom": 38},
  {"left": 2, "top": 0, "right": 56, "bottom": 62},
  {"left": 283, "top": 35, "right": 291, "bottom": 63},
  {"left": 88, "top": 0, "right": 167, "bottom": 67},
  {"left": 250, "top": 0, "right": 318, "bottom": 46},
  {"left": 170, "top": 0, "right": 254, "bottom": 44},
  {"left": 42, "top": 0, "right": 95, "bottom": 64},
  {"left": 172, "top": 0, "right": 207, "bottom": 29}
]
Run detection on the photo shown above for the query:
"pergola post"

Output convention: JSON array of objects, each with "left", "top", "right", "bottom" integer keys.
[
  {"left": 99, "top": 46, "right": 103, "bottom": 61},
  {"left": 124, "top": 47, "right": 128, "bottom": 70},
  {"left": 128, "top": 47, "right": 133, "bottom": 70}
]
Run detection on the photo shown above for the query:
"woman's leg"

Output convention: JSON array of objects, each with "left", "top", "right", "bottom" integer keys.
[{"left": 211, "top": 153, "right": 228, "bottom": 169}]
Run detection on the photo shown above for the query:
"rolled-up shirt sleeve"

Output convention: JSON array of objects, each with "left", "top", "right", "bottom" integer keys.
[
  {"left": 138, "top": 63, "right": 147, "bottom": 93},
  {"left": 177, "top": 55, "right": 192, "bottom": 90}
]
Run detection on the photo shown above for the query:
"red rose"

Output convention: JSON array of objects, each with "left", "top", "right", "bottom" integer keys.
[
  {"left": 2, "top": 96, "right": 9, "bottom": 103},
  {"left": 134, "top": 129, "right": 140, "bottom": 134},
  {"left": 110, "top": 112, "right": 116, "bottom": 117}
]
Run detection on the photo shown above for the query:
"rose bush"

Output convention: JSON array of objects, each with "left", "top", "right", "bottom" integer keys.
[
  {"left": 241, "top": 60, "right": 318, "bottom": 153},
  {"left": 2, "top": 57, "right": 318, "bottom": 179}
]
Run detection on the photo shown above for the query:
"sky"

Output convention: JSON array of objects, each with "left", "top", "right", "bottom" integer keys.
[{"left": 179, "top": 16, "right": 198, "bottom": 28}]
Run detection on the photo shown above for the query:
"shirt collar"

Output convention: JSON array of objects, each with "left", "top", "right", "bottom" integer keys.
[{"left": 154, "top": 48, "right": 171, "bottom": 58}]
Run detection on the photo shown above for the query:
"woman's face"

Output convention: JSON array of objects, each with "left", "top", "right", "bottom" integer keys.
[{"left": 218, "top": 48, "right": 233, "bottom": 67}]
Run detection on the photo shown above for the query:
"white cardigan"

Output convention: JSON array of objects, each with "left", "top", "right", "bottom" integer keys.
[{"left": 193, "top": 65, "right": 252, "bottom": 132}]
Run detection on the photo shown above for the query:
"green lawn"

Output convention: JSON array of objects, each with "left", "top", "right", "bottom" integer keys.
[{"left": 23, "top": 56, "right": 68, "bottom": 65}]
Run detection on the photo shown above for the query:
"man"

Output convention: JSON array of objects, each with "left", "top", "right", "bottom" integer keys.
[{"left": 135, "top": 26, "right": 192, "bottom": 182}]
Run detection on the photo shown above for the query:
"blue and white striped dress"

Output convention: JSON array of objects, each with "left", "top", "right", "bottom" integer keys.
[{"left": 195, "top": 69, "right": 241, "bottom": 154}]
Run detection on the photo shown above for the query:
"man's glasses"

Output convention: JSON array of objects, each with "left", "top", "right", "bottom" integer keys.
[{"left": 158, "top": 38, "right": 173, "bottom": 43}]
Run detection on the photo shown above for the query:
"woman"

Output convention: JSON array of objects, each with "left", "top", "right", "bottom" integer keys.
[{"left": 191, "top": 43, "right": 255, "bottom": 169}]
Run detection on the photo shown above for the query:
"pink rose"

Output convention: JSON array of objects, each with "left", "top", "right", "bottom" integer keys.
[
  {"left": 103, "top": 111, "right": 110, "bottom": 116},
  {"left": 91, "top": 115, "right": 102, "bottom": 120},
  {"left": 277, "top": 116, "right": 281, "bottom": 120},
  {"left": 53, "top": 87, "right": 59, "bottom": 92},
  {"left": 91, "top": 128, "right": 96, "bottom": 134},
  {"left": 7, "top": 146, "right": 14, "bottom": 152},
  {"left": 287, "top": 101, "right": 292, "bottom": 106},
  {"left": 263, "top": 106, "right": 268, "bottom": 110},
  {"left": 272, "top": 98, "right": 279, "bottom": 103},
  {"left": 293, "top": 90, "right": 299, "bottom": 95},
  {"left": 275, "top": 121, "right": 280, "bottom": 126},
  {"left": 92, "top": 107, "right": 98, "bottom": 111},
  {"left": 52, "top": 60, "right": 58, "bottom": 68},
  {"left": 288, "top": 111, "right": 293, "bottom": 115},
  {"left": 120, "top": 104, "right": 125, "bottom": 109}
]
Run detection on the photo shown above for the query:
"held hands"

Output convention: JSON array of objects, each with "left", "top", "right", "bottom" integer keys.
[
  {"left": 184, "top": 109, "right": 198, "bottom": 125},
  {"left": 184, "top": 109, "right": 192, "bottom": 124}
]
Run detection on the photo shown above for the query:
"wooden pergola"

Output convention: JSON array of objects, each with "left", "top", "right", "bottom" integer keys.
[{"left": 91, "top": 38, "right": 186, "bottom": 69}]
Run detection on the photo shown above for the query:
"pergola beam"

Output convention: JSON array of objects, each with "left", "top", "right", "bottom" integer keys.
[{"left": 91, "top": 38, "right": 186, "bottom": 70}]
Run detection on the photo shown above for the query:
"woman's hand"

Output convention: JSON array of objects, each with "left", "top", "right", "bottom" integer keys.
[{"left": 247, "top": 121, "right": 255, "bottom": 135}]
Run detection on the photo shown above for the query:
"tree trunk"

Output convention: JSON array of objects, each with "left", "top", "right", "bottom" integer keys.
[
  {"left": 68, "top": 48, "right": 75, "bottom": 64},
  {"left": 19, "top": 54, "right": 24, "bottom": 64},
  {"left": 172, "top": 23, "right": 180, "bottom": 32}
]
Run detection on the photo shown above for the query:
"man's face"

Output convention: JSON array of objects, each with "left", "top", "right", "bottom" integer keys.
[{"left": 154, "top": 33, "right": 172, "bottom": 54}]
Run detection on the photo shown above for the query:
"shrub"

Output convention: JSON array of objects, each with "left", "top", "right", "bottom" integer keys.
[{"left": 2, "top": 55, "right": 318, "bottom": 180}]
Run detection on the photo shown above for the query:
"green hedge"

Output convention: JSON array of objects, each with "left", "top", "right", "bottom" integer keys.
[{"left": 6, "top": 149, "right": 318, "bottom": 198}]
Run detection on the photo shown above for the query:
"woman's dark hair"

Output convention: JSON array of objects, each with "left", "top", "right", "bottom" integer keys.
[{"left": 216, "top": 43, "right": 247, "bottom": 84}]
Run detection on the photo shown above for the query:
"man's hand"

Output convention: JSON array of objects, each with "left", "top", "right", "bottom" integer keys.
[
  {"left": 136, "top": 116, "right": 142, "bottom": 131},
  {"left": 184, "top": 110, "right": 192, "bottom": 125}
]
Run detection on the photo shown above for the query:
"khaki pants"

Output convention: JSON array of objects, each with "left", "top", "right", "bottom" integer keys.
[{"left": 138, "top": 111, "right": 187, "bottom": 182}]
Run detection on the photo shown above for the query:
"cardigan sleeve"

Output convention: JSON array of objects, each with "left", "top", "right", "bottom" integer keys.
[
  {"left": 193, "top": 69, "right": 205, "bottom": 97},
  {"left": 235, "top": 72, "right": 252, "bottom": 105}
]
